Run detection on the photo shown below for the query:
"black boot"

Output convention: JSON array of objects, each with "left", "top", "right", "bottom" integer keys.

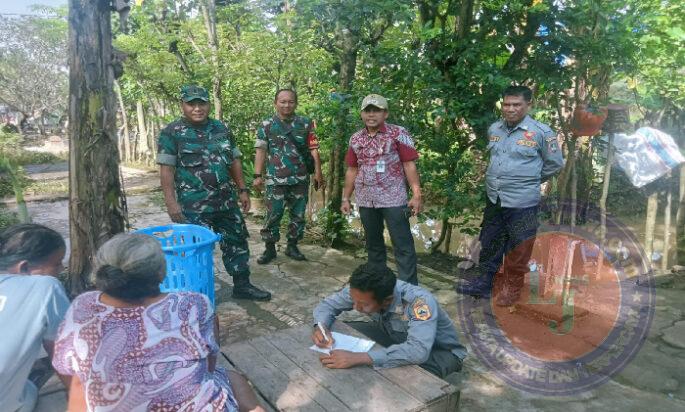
[
  {"left": 284, "top": 241, "right": 306, "bottom": 261},
  {"left": 232, "top": 271, "right": 272, "bottom": 301},
  {"left": 257, "top": 242, "right": 277, "bottom": 264}
]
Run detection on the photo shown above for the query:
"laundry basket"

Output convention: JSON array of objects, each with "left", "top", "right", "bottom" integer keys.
[{"left": 134, "top": 224, "right": 221, "bottom": 305}]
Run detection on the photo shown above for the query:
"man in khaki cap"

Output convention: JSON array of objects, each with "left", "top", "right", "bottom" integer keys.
[{"left": 340, "top": 94, "right": 422, "bottom": 285}]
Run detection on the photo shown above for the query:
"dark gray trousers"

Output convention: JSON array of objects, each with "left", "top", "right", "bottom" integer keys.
[
  {"left": 359, "top": 206, "right": 418, "bottom": 285},
  {"left": 346, "top": 321, "right": 462, "bottom": 379}
]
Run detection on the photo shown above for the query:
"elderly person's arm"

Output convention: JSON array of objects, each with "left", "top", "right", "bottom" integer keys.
[
  {"left": 43, "top": 340, "right": 71, "bottom": 389},
  {"left": 67, "top": 376, "right": 87, "bottom": 412}
]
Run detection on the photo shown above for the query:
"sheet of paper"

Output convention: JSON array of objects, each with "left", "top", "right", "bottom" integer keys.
[{"left": 309, "top": 331, "right": 375, "bottom": 355}]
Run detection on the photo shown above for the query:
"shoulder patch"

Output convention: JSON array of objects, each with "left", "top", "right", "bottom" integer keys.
[{"left": 411, "top": 298, "right": 432, "bottom": 321}]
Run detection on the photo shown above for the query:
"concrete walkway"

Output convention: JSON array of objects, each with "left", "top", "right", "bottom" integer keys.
[{"left": 17, "top": 191, "right": 685, "bottom": 411}]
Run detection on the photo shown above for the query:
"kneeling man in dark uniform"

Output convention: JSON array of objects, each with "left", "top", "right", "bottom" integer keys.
[{"left": 312, "top": 263, "right": 467, "bottom": 378}]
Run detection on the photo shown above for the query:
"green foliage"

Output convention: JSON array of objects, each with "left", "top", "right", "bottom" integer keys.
[
  {"left": 110, "top": 0, "right": 682, "bottom": 245},
  {"left": 0, "top": 208, "right": 19, "bottom": 231},
  {"left": 0, "top": 7, "right": 68, "bottom": 121}
]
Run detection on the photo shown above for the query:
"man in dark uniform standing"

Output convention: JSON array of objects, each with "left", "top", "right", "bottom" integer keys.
[
  {"left": 157, "top": 85, "right": 271, "bottom": 301},
  {"left": 456, "top": 85, "right": 564, "bottom": 306}
]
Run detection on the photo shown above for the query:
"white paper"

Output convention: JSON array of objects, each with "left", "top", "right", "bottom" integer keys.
[{"left": 309, "top": 331, "right": 375, "bottom": 355}]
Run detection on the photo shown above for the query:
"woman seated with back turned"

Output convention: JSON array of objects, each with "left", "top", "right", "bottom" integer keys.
[{"left": 53, "top": 233, "right": 265, "bottom": 412}]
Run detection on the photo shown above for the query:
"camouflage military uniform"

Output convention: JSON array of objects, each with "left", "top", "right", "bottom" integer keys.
[
  {"left": 255, "top": 115, "right": 319, "bottom": 243},
  {"left": 157, "top": 118, "right": 251, "bottom": 276}
]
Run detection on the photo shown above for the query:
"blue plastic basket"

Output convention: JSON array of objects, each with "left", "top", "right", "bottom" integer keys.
[{"left": 134, "top": 224, "right": 221, "bottom": 305}]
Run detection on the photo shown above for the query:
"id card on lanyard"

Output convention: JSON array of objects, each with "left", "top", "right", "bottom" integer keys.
[{"left": 376, "top": 160, "right": 386, "bottom": 173}]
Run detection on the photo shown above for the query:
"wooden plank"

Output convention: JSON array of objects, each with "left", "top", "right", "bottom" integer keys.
[
  {"left": 248, "top": 335, "right": 351, "bottom": 411},
  {"left": 218, "top": 353, "right": 278, "bottom": 412},
  {"left": 335, "top": 322, "right": 460, "bottom": 412},
  {"left": 277, "top": 325, "right": 426, "bottom": 411},
  {"left": 335, "top": 322, "right": 458, "bottom": 405},
  {"left": 225, "top": 341, "right": 327, "bottom": 412},
  {"left": 377, "top": 367, "right": 455, "bottom": 404}
]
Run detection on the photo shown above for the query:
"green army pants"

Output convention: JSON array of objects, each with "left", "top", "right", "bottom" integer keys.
[
  {"left": 185, "top": 208, "right": 250, "bottom": 276},
  {"left": 260, "top": 182, "right": 309, "bottom": 243}
]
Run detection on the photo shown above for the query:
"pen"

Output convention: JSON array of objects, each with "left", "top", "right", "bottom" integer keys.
[{"left": 317, "top": 322, "right": 329, "bottom": 342}]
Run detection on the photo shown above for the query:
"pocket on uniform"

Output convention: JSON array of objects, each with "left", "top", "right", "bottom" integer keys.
[
  {"left": 515, "top": 143, "right": 538, "bottom": 157},
  {"left": 179, "top": 149, "right": 204, "bottom": 168}
]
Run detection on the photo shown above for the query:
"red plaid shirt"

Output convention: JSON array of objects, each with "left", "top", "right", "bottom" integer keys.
[{"left": 345, "top": 123, "right": 419, "bottom": 208}]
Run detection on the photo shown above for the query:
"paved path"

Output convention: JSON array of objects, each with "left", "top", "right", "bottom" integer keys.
[{"left": 14, "top": 191, "right": 685, "bottom": 411}]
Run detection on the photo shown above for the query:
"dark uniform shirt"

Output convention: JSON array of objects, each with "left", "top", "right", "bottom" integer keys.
[
  {"left": 486, "top": 115, "right": 564, "bottom": 208},
  {"left": 157, "top": 118, "right": 242, "bottom": 214},
  {"left": 255, "top": 115, "right": 319, "bottom": 186},
  {"left": 313, "top": 280, "right": 467, "bottom": 369}
]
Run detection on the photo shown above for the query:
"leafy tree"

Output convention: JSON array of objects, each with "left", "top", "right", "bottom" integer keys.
[{"left": 0, "top": 6, "right": 68, "bottom": 133}]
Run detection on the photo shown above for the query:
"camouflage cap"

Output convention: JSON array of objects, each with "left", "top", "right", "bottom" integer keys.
[
  {"left": 180, "top": 85, "right": 209, "bottom": 102},
  {"left": 361, "top": 94, "right": 388, "bottom": 110}
]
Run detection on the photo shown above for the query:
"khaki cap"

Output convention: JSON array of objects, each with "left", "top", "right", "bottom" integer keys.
[{"left": 360, "top": 94, "right": 388, "bottom": 110}]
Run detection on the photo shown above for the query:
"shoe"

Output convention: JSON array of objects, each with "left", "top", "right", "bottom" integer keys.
[
  {"left": 232, "top": 272, "right": 272, "bottom": 301},
  {"left": 257, "top": 242, "right": 277, "bottom": 265},
  {"left": 455, "top": 278, "right": 493, "bottom": 298},
  {"left": 284, "top": 242, "right": 306, "bottom": 261},
  {"left": 495, "top": 286, "right": 521, "bottom": 307}
]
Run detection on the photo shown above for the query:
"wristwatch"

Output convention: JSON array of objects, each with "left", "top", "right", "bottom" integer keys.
[
  {"left": 239, "top": 188, "right": 250, "bottom": 194},
  {"left": 254, "top": 173, "right": 263, "bottom": 178}
]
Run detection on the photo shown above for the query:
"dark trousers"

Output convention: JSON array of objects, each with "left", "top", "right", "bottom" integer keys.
[
  {"left": 478, "top": 198, "right": 538, "bottom": 290},
  {"left": 359, "top": 206, "right": 418, "bottom": 285},
  {"left": 346, "top": 321, "right": 462, "bottom": 379}
]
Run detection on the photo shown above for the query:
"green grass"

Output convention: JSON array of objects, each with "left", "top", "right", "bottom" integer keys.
[
  {"left": 24, "top": 179, "right": 69, "bottom": 196},
  {"left": 12, "top": 150, "right": 67, "bottom": 166}
]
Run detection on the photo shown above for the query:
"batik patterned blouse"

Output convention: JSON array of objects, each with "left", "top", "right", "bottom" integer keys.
[{"left": 53, "top": 291, "right": 238, "bottom": 412}]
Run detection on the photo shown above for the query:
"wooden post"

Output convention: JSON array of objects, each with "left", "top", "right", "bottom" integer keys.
[
  {"left": 597, "top": 133, "right": 613, "bottom": 279},
  {"left": 67, "top": 0, "right": 126, "bottom": 293}
]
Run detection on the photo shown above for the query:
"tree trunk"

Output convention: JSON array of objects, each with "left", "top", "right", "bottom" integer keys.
[
  {"left": 136, "top": 100, "right": 150, "bottom": 163},
  {"left": 644, "top": 192, "right": 659, "bottom": 269},
  {"left": 114, "top": 79, "right": 131, "bottom": 163},
  {"left": 201, "top": 0, "right": 222, "bottom": 120},
  {"left": 326, "top": 42, "right": 358, "bottom": 246},
  {"left": 676, "top": 164, "right": 685, "bottom": 265},
  {"left": 430, "top": 218, "right": 449, "bottom": 254},
  {"left": 443, "top": 222, "right": 452, "bottom": 254},
  {"left": 67, "top": 0, "right": 126, "bottom": 294}
]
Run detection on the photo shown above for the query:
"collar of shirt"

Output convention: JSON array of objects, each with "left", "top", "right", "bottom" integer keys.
[
  {"left": 364, "top": 122, "right": 388, "bottom": 137},
  {"left": 499, "top": 115, "right": 533, "bottom": 133},
  {"left": 181, "top": 117, "right": 212, "bottom": 132},
  {"left": 273, "top": 113, "right": 301, "bottom": 126}
]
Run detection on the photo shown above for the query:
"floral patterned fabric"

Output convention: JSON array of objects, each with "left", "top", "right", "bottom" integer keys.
[{"left": 53, "top": 291, "right": 238, "bottom": 412}]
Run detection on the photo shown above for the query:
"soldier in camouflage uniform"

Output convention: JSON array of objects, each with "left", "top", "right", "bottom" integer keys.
[
  {"left": 157, "top": 85, "right": 271, "bottom": 301},
  {"left": 253, "top": 89, "right": 324, "bottom": 264}
]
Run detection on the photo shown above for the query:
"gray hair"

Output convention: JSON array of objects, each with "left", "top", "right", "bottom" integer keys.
[{"left": 93, "top": 233, "right": 166, "bottom": 301}]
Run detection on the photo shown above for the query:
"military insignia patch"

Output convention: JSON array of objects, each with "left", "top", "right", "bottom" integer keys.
[
  {"left": 524, "top": 131, "right": 536, "bottom": 140},
  {"left": 489, "top": 135, "right": 500, "bottom": 142},
  {"left": 412, "top": 298, "right": 432, "bottom": 321}
]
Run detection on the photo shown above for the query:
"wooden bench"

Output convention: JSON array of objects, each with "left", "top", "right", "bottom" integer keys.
[{"left": 223, "top": 323, "right": 459, "bottom": 411}]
